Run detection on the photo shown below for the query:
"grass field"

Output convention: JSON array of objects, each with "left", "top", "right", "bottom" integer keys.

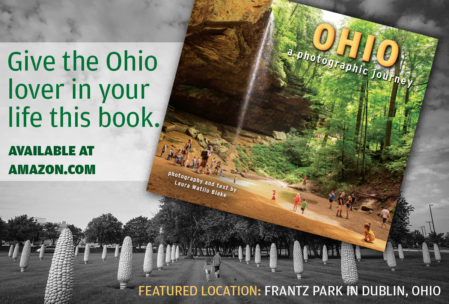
[{"left": 0, "top": 250, "right": 448, "bottom": 303}]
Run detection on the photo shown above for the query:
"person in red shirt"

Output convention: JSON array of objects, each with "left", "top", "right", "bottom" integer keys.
[
  {"left": 293, "top": 193, "right": 301, "bottom": 212},
  {"left": 272, "top": 190, "right": 276, "bottom": 200}
]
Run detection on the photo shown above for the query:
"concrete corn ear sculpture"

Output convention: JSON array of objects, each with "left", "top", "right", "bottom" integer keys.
[
  {"left": 171, "top": 244, "right": 176, "bottom": 263},
  {"left": 355, "top": 245, "right": 361, "bottom": 262},
  {"left": 12, "top": 243, "right": 20, "bottom": 261},
  {"left": 293, "top": 241, "right": 304, "bottom": 279},
  {"left": 8, "top": 244, "right": 14, "bottom": 258},
  {"left": 269, "top": 243, "right": 277, "bottom": 272},
  {"left": 117, "top": 236, "right": 133, "bottom": 289},
  {"left": 322, "top": 244, "right": 328, "bottom": 265},
  {"left": 44, "top": 228, "right": 74, "bottom": 304},
  {"left": 433, "top": 243, "right": 441, "bottom": 263},
  {"left": 74, "top": 245, "right": 79, "bottom": 257},
  {"left": 143, "top": 242, "right": 153, "bottom": 277},
  {"left": 398, "top": 244, "right": 404, "bottom": 260},
  {"left": 175, "top": 245, "right": 180, "bottom": 261},
  {"left": 39, "top": 244, "right": 45, "bottom": 260},
  {"left": 255, "top": 244, "right": 261, "bottom": 267},
  {"left": 102, "top": 245, "right": 107, "bottom": 261},
  {"left": 238, "top": 246, "right": 243, "bottom": 262},
  {"left": 19, "top": 240, "right": 31, "bottom": 272},
  {"left": 115, "top": 244, "right": 120, "bottom": 259},
  {"left": 165, "top": 244, "right": 171, "bottom": 266},
  {"left": 422, "top": 242, "right": 431, "bottom": 267},
  {"left": 157, "top": 244, "right": 164, "bottom": 270},
  {"left": 83, "top": 243, "right": 90, "bottom": 264},
  {"left": 340, "top": 242, "right": 358, "bottom": 285},
  {"left": 245, "top": 245, "right": 251, "bottom": 264},
  {"left": 303, "top": 245, "right": 309, "bottom": 263},
  {"left": 386, "top": 242, "right": 397, "bottom": 271}
]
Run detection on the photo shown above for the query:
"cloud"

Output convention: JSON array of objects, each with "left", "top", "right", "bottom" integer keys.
[
  {"left": 359, "top": 0, "right": 395, "bottom": 17},
  {"left": 0, "top": 0, "right": 194, "bottom": 42},
  {"left": 397, "top": 15, "right": 443, "bottom": 36}
]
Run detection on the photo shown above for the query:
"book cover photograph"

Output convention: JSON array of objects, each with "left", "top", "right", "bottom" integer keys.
[{"left": 147, "top": 0, "right": 437, "bottom": 251}]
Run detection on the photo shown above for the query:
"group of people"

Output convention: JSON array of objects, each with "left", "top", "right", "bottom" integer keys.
[
  {"left": 328, "top": 191, "right": 356, "bottom": 219},
  {"left": 327, "top": 190, "right": 391, "bottom": 243},
  {"left": 160, "top": 140, "right": 223, "bottom": 176},
  {"left": 271, "top": 190, "right": 309, "bottom": 215}
]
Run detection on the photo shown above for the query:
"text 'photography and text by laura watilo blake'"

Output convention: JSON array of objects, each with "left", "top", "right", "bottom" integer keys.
[{"left": 1, "top": 0, "right": 449, "bottom": 303}]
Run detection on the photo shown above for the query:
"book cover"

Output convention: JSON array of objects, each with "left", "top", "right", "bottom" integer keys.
[{"left": 146, "top": 0, "right": 438, "bottom": 251}]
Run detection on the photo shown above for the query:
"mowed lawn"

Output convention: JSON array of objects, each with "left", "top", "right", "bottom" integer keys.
[{"left": 0, "top": 250, "right": 448, "bottom": 304}]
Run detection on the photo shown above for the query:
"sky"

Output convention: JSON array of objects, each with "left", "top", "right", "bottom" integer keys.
[
  {"left": 0, "top": 0, "right": 448, "bottom": 234},
  {"left": 0, "top": 181, "right": 162, "bottom": 228}
]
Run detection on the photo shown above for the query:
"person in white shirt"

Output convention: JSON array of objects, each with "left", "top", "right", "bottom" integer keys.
[{"left": 381, "top": 208, "right": 390, "bottom": 228}]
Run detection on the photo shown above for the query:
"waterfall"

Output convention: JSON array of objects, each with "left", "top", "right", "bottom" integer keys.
[{"left": 234, "top": 12, "right": 274, "bottom": 141}]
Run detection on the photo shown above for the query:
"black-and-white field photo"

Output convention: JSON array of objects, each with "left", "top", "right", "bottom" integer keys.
[{"left": 1, "top": 0, "right": 449, "bottom": 303}]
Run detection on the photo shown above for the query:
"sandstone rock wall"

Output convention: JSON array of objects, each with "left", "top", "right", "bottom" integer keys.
[{"left": 170, "top": 0, "right": 312, "bottom": 135}]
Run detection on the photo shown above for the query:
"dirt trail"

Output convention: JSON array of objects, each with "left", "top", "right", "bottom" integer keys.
[
  {"left": 225, "top": 172, "right": 390, "bottom": 242},
  {"left": 148, "top": 157, "right": 387, "bottom": 251}
]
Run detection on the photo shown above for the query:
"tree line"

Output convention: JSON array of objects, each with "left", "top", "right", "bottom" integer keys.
[
  {"left": 1, "top": 195, "right": 446, "bottom": 254},
  {"left": 249, "top": 1, "right": 438, "bottom": 193}
]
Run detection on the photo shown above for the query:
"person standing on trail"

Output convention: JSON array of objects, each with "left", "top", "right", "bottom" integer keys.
[
  {"left": 301, "top": 200, "right": 307, "bottom": 215},
  {"left": 328, "top": 191, "right": 335, "bottom": 209},
  {"left": 345, "top": 195, "right": 352, "bottom": 219},
  {"left": 197, "top": 145, "right": 212, "bottom": 174},
  {"left": 272, "top": 190, "right": 276, "bottom": 200},
  {"left": 381, "top": 207, "right": 390, "bottom": 228},
  {"left": 303, "top": 176, "right": 307, "bottom": 186},
  {"left": 336, "top": 192, "right": 346, "bottom": 218},
  {"left": 176, "top": 149, "right": 182, "bottom": 164},
  {"left": 293, "top": 193, "right": 301, "bottom": 212},
  {"left": 160, "top": 144, "right": 168, "bottom": 157},
  {"left": 350, "top": 192, "right": 356, "bottom": 211},
  {"left": 212, "top": 252, "right": 222, "bottom": 278},
  {"left": 184, "top": 139, "right": 192, "bottom": 153},
  {"left": 204, "top": 257, "right": 213, "bottom": 281},
  {"left": 167, "top": 148, "right": 174, "bottom": 160}
]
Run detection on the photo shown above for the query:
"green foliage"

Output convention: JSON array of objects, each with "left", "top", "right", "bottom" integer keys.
[
  {"left": 237, "top": 147, "right": 250, "bottom": 167},
  {"left": 233, "top": 158, "right": 243, "bottom": 171},
  {"left": 258, "top": 1, "right": 437, "bottom": 188},
  {"left": 250, "top": 142, "right": 297, "bottom": 179},
  {"left": 384, "top": 133, "right": 414, "bottom": 175}
]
